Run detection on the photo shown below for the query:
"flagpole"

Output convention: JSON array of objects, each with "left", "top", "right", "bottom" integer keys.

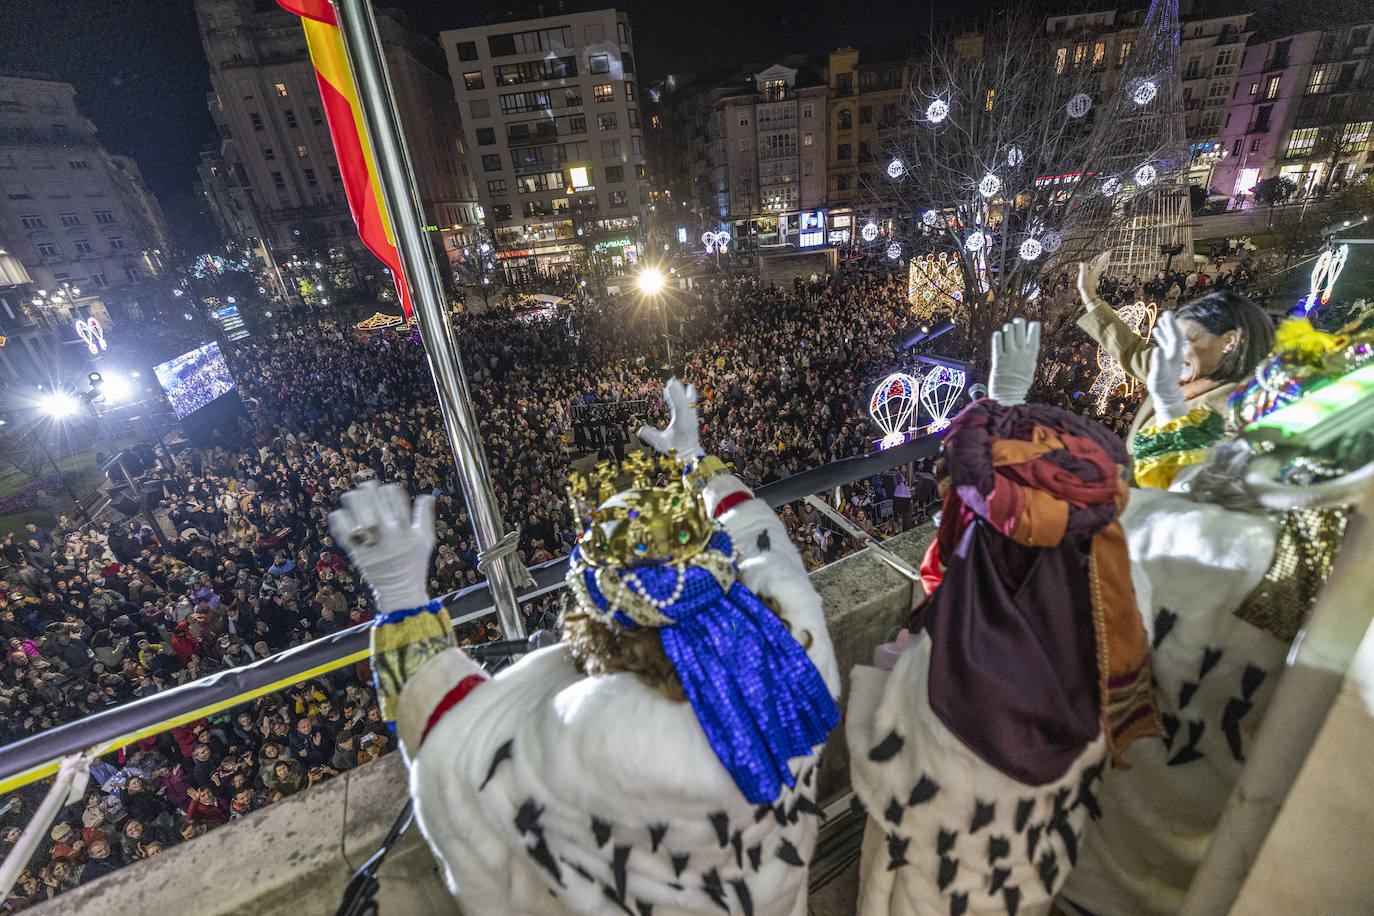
[{"left": 330, "top": 0, "right": 527, "bottom": 639}]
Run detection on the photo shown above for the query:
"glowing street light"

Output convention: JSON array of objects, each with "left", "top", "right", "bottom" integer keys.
[
  {"left": 636, "top": 268, "right": 666, "bottom": 295},
  {"left": 41, "top": 391, "right": 79, "bottom": 419}
]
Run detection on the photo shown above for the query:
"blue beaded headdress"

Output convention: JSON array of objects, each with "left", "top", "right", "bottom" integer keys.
[{"left": 566, "top": 479, "right": 838, "bottom": 805}]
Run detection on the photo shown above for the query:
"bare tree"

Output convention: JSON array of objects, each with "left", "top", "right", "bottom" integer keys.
[{"left": 867, "top": 9, "right": 1185, "bottom": 357}]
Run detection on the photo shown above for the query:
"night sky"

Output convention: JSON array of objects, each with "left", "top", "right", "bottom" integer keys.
[{"left": 0, "top": 0, "right": 1346, "bottom": 247}]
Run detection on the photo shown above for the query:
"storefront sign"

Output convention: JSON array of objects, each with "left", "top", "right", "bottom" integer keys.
[
  {"left": 497, "top": 250, "right": 532, "bottom": 259},
  {"left": 798, "top": 230, "right": 825, "bottom": 248},
  {"left": 799, "top": 210, "right": 825, "bottom": 232},
  {"left": 828, "top": 228, "right": 851, "bottom": 245},
  {"left": 595, "top": 237, "right": 635, "bottom": 251}
]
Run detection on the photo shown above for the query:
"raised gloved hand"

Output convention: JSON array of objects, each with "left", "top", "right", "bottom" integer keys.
[
  {"left": 637, "top": 377, "right": 705, "bottom": 460},
  {"left": 1077, "top": 250, "right": 1112, "bottom": 306},
  {"left": 1147, "top": 310, "right": 1190, "bottom": 423},
  {"left": 327, "top": 480, "right": 435, "bottom": 612},
  {"left": 988, "top": 317, "right": 1041, "bottom": 407}
]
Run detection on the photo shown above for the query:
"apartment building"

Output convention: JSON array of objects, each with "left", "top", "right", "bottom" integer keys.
[
  {"left": 0, "top": 74, "right": 170, "bottom": 332},
  {"left": 825, "top": 48, "right": 906, "bottom": 217},
  {"left": 440, "top": 8, "right": 649, "bottom": 276},
  {"left": 1213, "top": 22, "right": 1374, "bottom": 200},
  {"left": 197, "top": 0, "right": 482, "bottom": 271},
  {"left": 1045, "top": 4, "right": 1252, "bottom": 183}
]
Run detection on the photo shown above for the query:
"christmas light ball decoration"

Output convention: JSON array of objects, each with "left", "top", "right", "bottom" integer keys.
[
  {"left": 886, "top": 242, "right": 902, "bottom": 260},
  {"left": 870, "top": 373, "right": 920, "bottom": 449},
  {"left": 1134, "top": 163, "right": 1157, "bottom": 187},
  {"left": 978, "top": 276, "right": 991, "bottom": 294},
  {"left": 965, "top": 230, "right": 986, "bottom": 252},
  {"left": 1007, "top": 146, "right": 1024, "bottom": 167},
  {"left": 978, "top": 173, "right": 1001, "bottom": 198},
  {"left": 886, "top": 158, "right": 906, "bottom": 179},
  {"left": 1019, "top": 238, "right": 1043, "bottom": 261},
  {"left": 1101, "top": 177, "right": 1121, "bottom": 196},
  {"left": 922, "top": 210, "right": 940, "bottom": 227},
  {"left": 926, "top": 99, "right": 949, "bottom": 123},
  {"left": 1042, "top": 230, "right": 1063, "bottom": 253},
  {"left": 861, "top": 221, "right": 881, "bottom": 242},
  {"left": 1131, "top": 79, "right": 1158, "bottom": 106},
  {"left": 1066, "top": 93, "right": 1092, "bottom": 119}
]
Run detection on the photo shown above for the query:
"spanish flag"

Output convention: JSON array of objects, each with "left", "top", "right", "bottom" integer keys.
[{"left": 276, "top": 0, "right": 412, "bottom": 318}]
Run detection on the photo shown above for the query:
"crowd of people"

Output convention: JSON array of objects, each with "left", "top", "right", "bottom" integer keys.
[{"left": 0, "top": 266, "right": 1154, "bottom": 905}]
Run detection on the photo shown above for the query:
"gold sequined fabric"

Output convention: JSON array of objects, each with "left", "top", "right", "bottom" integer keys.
[{"left": 1234, "top": 507, "right": 1350, "bottom": 643}]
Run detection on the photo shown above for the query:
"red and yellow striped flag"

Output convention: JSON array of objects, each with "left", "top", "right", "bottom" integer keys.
[{"left": 276, "top": 0, "right": 412, "bottom": 318}]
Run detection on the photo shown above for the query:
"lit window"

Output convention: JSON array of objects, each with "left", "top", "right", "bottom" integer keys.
[
  {"left": 1264, "top": 76, "right": 1281, "bottom": 100},
  {"left": 593, "top": 84, "right": 613, "bottom": 103},
  {"left": 464, "top": 71, "right": 484, "bottom": 91},
  {"left": 985, "top": 90, "right": 995, "bottom": 110},
  {"left": 1285, "top": 127, "right": 1319, "bottom": 159},
  {"left": 1056, "top": 47, "right": 1067, "bottom": 74},
  {"left": 297, "top": 144, "right": 308, "bottom": 158},
  {"left": 803, "top": 132, "right": 813, "bottom": 146},
  {"left": 1118, "top": 41, "right": 1133, "bottom": 66},
  {"left": 274, "top": 82, "right": 288, "bottom": 97},
  {"left": 1092, "top": 42, "right": 1105, "bottom": 67}
]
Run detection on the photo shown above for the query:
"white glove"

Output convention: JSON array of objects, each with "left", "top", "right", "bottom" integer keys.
[
  {"left": 1077, "top": 250, "right": 1112, "bottom": 305},
  {"left": 988, "top": 317, "right": 1041, "bottom": 406},
  {"left": 1148, "top": 311, "right": 1190, "bottom": 423},
  {"left": 327, "top": 480, "right": 435, "bottom": 612},
  {"left": 637, "top": 377, "right": 704, "bottom": 460}
]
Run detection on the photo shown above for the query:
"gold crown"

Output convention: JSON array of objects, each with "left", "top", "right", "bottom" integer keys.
[{"left": 567, "top": 450, "right": 724, "bottom": 568}]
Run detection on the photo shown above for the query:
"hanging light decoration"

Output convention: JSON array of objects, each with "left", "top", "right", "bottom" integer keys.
[
  {"left": 1019, "top": 238, "right": 1043, "bottom": 261},
  {"left": 922, "top": 210, "right": 940, "bottom": 227},
  {"left": 886, "top": 242, "right": 902, "bottom": 260},
  {"left": 1042, "top": 230, "right": 1063, "bottom": 253},
  {"left": 861, "top": 221, "right": 881, "bottom": 242},
  {"left": 1131, "top": 79, "right": 1158, "bottom": 105},
  {"left": 978, "top": 173, "right": 1001, "bottom": 198},
  {"left": 1007, "top": 146, "right": 1024, "bottom": 167},
  {"left": 1134, "top": 163, "right": 1158, "bottom": 186},
  {"left": 1101, "top": 177, "right": 1121, "bottom": 196},
  {"left": 886, "top": 158, "right": 906, "bottom": 179},
  {"left": 1066, "top": 93, "right": 1092, "bottom": 118},
  {"left": 926, "top": 99, "right": 949, "bottom": 123},
  {"left": 965, "top": 230, "right": 987, "bottom": 252}
]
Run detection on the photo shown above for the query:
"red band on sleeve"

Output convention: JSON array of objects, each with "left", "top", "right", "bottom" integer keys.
[
  {"left": 421, "top": 674, "right": 487, "bottom": 744},
  {"left": 713, "top": 490, "right": 754, "bottom": 518}
]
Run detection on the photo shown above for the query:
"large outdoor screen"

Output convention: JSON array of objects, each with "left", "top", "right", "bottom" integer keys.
[{"left": 154, "top": 341, "right": 237, "bottom": 419}]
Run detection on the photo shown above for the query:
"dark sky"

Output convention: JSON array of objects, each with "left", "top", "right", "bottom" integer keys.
[
  {"left": 0, "top": 0, "right": 1349, "bottom": 247},
  {"left": 0, "top": 0, "right": 940, "bottom": 247}
]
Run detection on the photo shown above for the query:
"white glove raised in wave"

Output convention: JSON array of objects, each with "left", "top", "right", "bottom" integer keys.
[
  {"left": 1147, "top": 311, "right": 1191, "bottom": 424},
  {"left": 637, "top": 377, "right": 705, "bottom": 460},
  {"left": 328, "top": 480, "right": 435, "bottom": 612},
  {"left": 988, "top": 317, "right": 1041, "bottom": 407}
]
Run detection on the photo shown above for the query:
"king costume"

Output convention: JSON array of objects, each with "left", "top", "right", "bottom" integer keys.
[{"left": 330, "top": 379, "right": 841, "bottom": 916}]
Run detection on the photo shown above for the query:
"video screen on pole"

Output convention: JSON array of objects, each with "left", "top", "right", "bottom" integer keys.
[{"left": 154, "top": 341, "right": 237, "bottom": 419}]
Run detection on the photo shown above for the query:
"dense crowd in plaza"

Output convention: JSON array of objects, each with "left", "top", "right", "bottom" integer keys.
[{"left": 0, "top": 266, "right": 1176, "bottom": 904}]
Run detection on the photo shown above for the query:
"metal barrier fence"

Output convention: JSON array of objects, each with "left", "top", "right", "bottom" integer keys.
[{"left": 0, "top": 434, "right": 940, "bottom": 794}]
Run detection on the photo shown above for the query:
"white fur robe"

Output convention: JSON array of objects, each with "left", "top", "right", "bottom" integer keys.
[
  {"left": 847, "top": 549, "right": 1152, "bottom": 916},
  {"left": 1060, "top": 488, "right": 1282, "bottom": 916},
  {"left": 395, "top": 476, "right": 840, "bottom": 916}
]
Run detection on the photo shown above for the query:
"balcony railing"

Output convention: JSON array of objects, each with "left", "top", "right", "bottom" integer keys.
[{"left": 0, "top": 433, "right": 942, "bottom": 795}]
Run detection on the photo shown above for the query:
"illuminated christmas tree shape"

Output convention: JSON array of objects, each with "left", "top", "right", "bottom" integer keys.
[
  {"left": 870, "top": 373, "right": 920, "bottom": 449},
  {"left": 1090, "top": 300, "right": 1158, "bottom": 409},
  {"left": 907, "top": 252, "right": 965, "bottom": 319},
  {"left": 920, "top": 366, "right": 967, "bottom": 432}
]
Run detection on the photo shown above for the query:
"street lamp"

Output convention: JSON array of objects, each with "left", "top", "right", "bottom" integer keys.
[
  {"left": 40, "top": 391, "right": 79, "bottom": 419},
  {"left": 637, "top": 268, "right": 672, "bottom": 375},
  {"left": 636, "top": 267, "right": 665, "bottom": 296}
]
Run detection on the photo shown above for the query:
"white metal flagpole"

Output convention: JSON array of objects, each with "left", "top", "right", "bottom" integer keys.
[{"left": 330, "top": 0, "right": 528, "bottom": 638}]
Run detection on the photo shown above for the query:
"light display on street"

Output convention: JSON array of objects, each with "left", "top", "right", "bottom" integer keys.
[
  {"left": 870, "top": 373, "right": 920, "bottom": 449},
  {"left": 920, "top": 365, "right": 967, "bottom": 432},
  {"left": 1091, "top": 300, "right": 1158, "bottom": 409},
  {"left": 75, "top": 318, "right": 106, "bottom": 356}
]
